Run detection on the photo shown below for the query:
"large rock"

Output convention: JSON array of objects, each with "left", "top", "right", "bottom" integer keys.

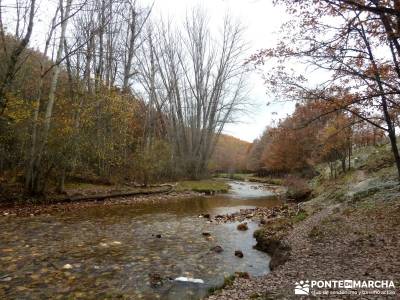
[
  {"left": 284, "top": 176, "right": 312, "bottom": 202},
  {"left": 286, "top": 186, "right": 312, "bottom": 202},
  {"left": 237, "top": 222, "right": 248, "bottom": 231},
  {"left": 253, "top": 218, "right": 292, "bottom": 270}
]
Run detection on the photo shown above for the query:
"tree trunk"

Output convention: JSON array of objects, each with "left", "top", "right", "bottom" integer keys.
[
  {"left": 57, "top": 168, "right": 66, "bottom": 193},
  {"left": 348, "top": 142, "right": 351, "bottom": 171},
  {"left": 341, "top": 157, "right": 346, "bottom": 173},
  {"left": 25, "top": 6, "right": 60, "bottom": 192},
  {"left": 360, "top": 20, "right": 400, "bottom": 181},
  {"left": 379, "top": 108, "right": 400, "bottom": 181},
  {"left": 27, "top": 0, "right": 73, "bottom": 194}
]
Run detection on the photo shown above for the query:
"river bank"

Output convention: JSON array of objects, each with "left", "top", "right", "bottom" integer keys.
[
  {"left": 5, "top": 162, "right": 398, "bottom": 300},
  {"left": 0, "top": 191, "right": 202, "bottom": 217},
  {"left": 207, "top": 166, "right": 400, "bottom": 299},
  {"left": 0, "top": 180, "right": 280, "bottom": 299},
  {"left": 0, "top": 180, "right": 231, "bottom": 217}
]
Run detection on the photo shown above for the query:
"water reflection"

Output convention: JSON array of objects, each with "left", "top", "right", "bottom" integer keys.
[{"left": 0, "top": 181, "right": 279, "bottom": 299}]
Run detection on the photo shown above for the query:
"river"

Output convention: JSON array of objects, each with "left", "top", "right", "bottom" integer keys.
[{"left": 0, "top": 181, "right": 280, "bottom": 299}]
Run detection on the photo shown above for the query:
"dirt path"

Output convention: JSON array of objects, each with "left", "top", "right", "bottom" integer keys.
[{"left": 208, "top": 191, "right": 400, "bottom": 299}]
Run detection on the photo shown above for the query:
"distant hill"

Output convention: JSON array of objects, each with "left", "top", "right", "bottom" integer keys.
[{"left": 209, "top": 134, "right": 251, "bottom": 173}]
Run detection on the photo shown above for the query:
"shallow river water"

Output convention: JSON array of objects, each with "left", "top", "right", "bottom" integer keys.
[{"left": 0, "top": 181, "right": 280, "bottom": 299}]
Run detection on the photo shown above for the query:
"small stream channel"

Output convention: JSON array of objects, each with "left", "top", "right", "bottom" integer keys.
[{"left": 0, "top": 181, "right": 280, "bottom": 299}]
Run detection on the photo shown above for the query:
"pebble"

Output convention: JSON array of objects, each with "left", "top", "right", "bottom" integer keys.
[
  {"left": 62, "top": 264, "right": 73, "bottom": 270},
  {"left": 235, "top": 250, "right": 244, "bottom": 258},
  {"left": 0, "top": 276, "right": 12, "bottom": 282},
  {"left": 210, "top": 245, "right": 224, "bottom": 253},
  {"left": 175, "top": 277, "right": 204, "bottom": 284},
  {"left": 237, "top": 222, "right": 248, "bottom": 231}
]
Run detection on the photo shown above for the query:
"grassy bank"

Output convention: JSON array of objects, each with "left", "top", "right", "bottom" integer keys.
[
  {"left": 66, "top": 179, "right": 231, "bottom": 196},
  {"left": 174, "top": 180, "right": 230, "bottom": 194}
]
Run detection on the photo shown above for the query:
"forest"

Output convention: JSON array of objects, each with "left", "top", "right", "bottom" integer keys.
[
  {"left": 1, "top": 0, "right": 400, "bottom": 197},
  {"left": 0, "top": 0, "right": 250, "bottom": 196},
  {"left": 0, "top": 0, "right": 400, "bottom": 299}
]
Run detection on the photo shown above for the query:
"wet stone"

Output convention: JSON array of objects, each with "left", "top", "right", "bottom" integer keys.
[
  {"left": 149, "top": 273, "right": 163, "bottom": 288},
  {"left": 237, "top": 222, "right": 248, "bottom": 231},
  {"left": 234, "top": 250, "right": 244, "bottom": 258},
  {"left": 210, "top": 245, "right": 224, "bottom": 253}
]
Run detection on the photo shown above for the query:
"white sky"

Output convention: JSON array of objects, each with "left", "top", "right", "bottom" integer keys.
[
  {"left": 8, "top": 0, "right": 296, "bottom": 142},
  {"left": 143, "top": 0, "right": 296, "bottom": 142}
]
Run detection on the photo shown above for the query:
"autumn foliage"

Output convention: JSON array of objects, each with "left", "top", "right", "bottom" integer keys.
[
  {"left": 210, "top": 135, "right": 250, "bottom": 173},
  {"left": 248, "top": 0, "right": 400, "bottom": 179},
  {"left": 0, "top": 2, "right": 247, "bottom": 195},
  {"left": 0, "top": 35, "right": 165, "bottom": 191},
  {"left": 247, "top": 100, "right": 386, "bottom": 178}
]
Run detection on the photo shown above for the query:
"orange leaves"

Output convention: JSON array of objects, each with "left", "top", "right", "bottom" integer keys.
[
  {"left": 210, "top": 135, "right": 250, "bottom": 172},
  {"left": 257, "top": 101, "right": 323, "bottom": 173},
  {"left": 253, "top": 99, "right": 359, "bottom": 174},
  {"left": 316, "top": 113, "right": 352, "bottom": 164}
]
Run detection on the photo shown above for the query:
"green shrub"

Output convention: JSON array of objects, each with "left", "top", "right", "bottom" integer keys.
[
  {"left": 175, "top": 180, "right": 229, "bottom": 193},
  {"left": 292, "top": 211, "right": 308, "bottom": 223}
]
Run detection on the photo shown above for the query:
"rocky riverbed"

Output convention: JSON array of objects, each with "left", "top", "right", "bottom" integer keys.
[{"left": 0, "top": 180, "right": 282, "bottom": 299}]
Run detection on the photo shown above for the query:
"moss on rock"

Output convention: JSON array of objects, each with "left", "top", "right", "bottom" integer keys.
[{"left": 253, "top": 217, "right": 293, "bottom": 270}]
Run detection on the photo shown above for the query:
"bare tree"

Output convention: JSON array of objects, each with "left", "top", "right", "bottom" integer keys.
[
  {"left": 25, "top": 5, "right": 60, "bottom": 192},
  {"left": 26, "top": 0, "right": 74, "bottom": 193},
  {"left": 141, "top": 11, "right": 248, "bottom": 178},
  {"left": 121, "top": 0, "right": 152, "bottom": 92}
]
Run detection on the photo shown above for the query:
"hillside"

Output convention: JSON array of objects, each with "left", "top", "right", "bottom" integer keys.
[
  {"left": 207, "top": 143, "right": 400, "bottom": 299},
  {"left": 209, "top": 134, "right": 251, "bottom": 173}
]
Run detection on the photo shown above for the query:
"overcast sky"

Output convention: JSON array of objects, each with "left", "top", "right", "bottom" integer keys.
[
  {"left": 25, "top": 0, "right": 296, "bottom": 142},
  {"left": 142, "top": 0, "right": 294, "bottom": 142},
  {"left": 140, "top": 0, "right": 296, "bottom": 142}
]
